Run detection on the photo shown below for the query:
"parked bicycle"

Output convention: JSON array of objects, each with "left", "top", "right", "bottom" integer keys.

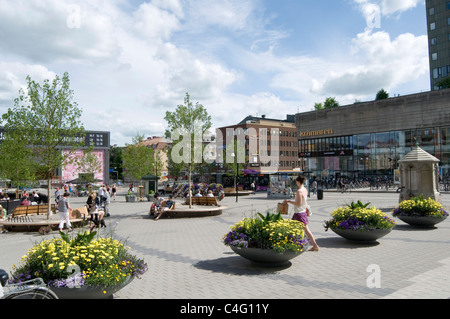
[{"left": 0, "top": 269, "right": 58, "bottom": 299}]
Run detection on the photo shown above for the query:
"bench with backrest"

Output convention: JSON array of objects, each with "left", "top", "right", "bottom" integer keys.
[
  {"left": 12, "top": 204, "right": 56, "bottom": 217},
  {"left": 184, "top": 196, "right": 219, "bottom": 206}
]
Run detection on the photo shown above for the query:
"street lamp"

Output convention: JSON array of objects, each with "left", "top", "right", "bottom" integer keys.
[{"left": 231, "top": 153, "right": 238, "bottom": 202}]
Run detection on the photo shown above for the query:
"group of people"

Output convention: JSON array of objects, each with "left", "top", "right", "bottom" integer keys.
[
  {"left": 187, "top": 190, "right": 215, "bottom": 198},
  {"left": 149, "top": 193, "right": 175, "bottom": 220},
  {"left": 56, "top": 184, "right": 118, "bottom": 233}
]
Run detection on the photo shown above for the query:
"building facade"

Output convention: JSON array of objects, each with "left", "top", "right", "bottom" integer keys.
[
  {"left": 426, "top": 0, "right": 450, "bottom": 90},
  {"left": 0, "top": 128, "right": 110, "bottom": 185},
  {"left": 216, "top": 115, "right": 299, "bottom": 173},
  {"left": 296, "top": 89, "right": 450, "bottom": 179}
]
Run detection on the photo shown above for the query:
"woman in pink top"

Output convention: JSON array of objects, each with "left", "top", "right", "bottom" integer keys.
[{"left": 284, "top": 176, "right": 319, "bottom": 251}]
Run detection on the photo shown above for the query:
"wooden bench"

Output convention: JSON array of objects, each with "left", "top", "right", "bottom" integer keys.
[
  {"left": 184, "top": 196, "right": 219, "bottom": 206},
  {"left": 12, "top": 204, "right": 56, "bottom": 217},
  {"left": 70, "top": 206, "right": 89, "bottom": 220}
]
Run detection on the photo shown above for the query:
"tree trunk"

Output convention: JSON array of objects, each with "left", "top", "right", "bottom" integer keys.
[
  {"left": 47, "top": 178, "right": 52, "bottom": 219},
  {"left": 188, "top": 163, "right": 192, "bottom": 208}
]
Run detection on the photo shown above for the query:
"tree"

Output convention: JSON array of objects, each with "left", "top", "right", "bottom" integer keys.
[
  {"left": 0, "top": 72, "right": 84, "bottom": 216},
  {"left": 313, "top": 97, "right": 339, "bottom": 110},
  {"left": 76, "top": 149, "right": 103, "bottom": 185},
  {"left": 223, "top": 138, "right": 246, "bottom": 202},
  {"left": 164, "top": 92, "right": 212, "bottom": 208},
  {"left": 376, "top": 89, "right": 389, "bottom": 100},
  {"left": 122, "top": 134, "right": 156, "bottom": 186},
  {"left": 436, "top": 78, "right": 450, "bottom": 89}
]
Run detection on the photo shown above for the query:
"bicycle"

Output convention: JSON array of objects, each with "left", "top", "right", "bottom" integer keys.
[{"left": 0, "top": 269, "right": 58, "bottom": 299}]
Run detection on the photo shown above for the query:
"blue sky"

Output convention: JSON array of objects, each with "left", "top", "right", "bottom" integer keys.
[{"left": 0, "top": 0, "right": 428, "bottom": 146}]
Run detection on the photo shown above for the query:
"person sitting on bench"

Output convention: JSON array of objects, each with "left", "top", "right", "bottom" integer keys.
[{"left": 155, "top": 195, "right": 175, "bottom": 220}]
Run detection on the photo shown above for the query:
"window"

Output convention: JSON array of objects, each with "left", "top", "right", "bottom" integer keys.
[
  {"left": 447, "top": 1, "right": 450, "bottom": 10},
  {"left": 432, "top": 53, "right": 438, "bottom": 61},
  {"left": 433, "top": 68, "right": 439, "bottom": 79},
  {"left": 431, "top": 37, "right": 437, "bottom": 45},
  {"left": 430, "top": 7, "right": 435, "bottom": 15},
  {"left": 430, "top": 22, "right": 436, "bottom": 30}
]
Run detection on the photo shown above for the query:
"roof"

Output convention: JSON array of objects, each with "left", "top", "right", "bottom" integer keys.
[
  {"left": 238, "top": 115, "right": 295, "bottom": 125},
  {"left": 398, "top": 146, "right": 440, "bottom": 163},
  {"left": 139, "top": 136, "right": 171, "bottom": 150}
]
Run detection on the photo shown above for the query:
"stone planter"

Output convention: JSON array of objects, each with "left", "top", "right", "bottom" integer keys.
[
  {"left": 331, "top": 228, "right": 392, "bottom": 242},
  {"left": 396, "top": 215, "right": 447, "bottom": 227},
  {"left": 230, "top": 246, "right": 306, "bottom": 267},
  {"left": 50, "top": 277, "right": 133, "bottom": 299},
  {"left": 125, "top": 195, "right": 136, "bottom": 202}
]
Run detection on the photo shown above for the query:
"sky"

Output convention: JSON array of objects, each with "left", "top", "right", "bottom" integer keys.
[{"left": 0, "top": 0, "right": 429, "bottom": 146}]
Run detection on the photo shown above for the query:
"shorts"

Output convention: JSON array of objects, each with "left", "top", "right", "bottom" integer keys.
[{"left": 292, "top": 212, "right": 308, "bottom": 225}]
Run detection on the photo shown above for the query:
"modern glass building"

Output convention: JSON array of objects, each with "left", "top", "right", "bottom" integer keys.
[{"left": 296, "top": 89, "right": 450, "bottom": 179}]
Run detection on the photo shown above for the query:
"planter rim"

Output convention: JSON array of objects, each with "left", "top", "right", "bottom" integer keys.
[
  {"left": 230, "top": 245, "right": 306, "bottom": 267},
  {"left": 396, "top": 214, "right": 447, "bottom": 227},
  {"left": 331, "top": 227, "right": 392, "bottom": 242}
]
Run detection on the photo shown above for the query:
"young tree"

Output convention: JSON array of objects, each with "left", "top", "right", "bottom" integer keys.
[
  {"left": 0, "top": 72, "right": 84, "bottom": 216},
  {"left": 164, "top": 92, "right": 212, "bottom": 208},
  {"left": 76, "top": 149, "right": 103, "bottom": 185},
  {"left": 223, "top": 138, "right": 246, "bottom": 202},
  {"left": 122, "top": 134, "right": 156, "bottom": 187}
]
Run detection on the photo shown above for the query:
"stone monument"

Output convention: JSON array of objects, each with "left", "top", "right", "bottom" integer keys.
[{"left": 398, "top": 145, "right": 441, "bottom": 203}]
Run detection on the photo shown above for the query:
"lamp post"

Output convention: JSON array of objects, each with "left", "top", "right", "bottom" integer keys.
[{"left": 231, "top": 152, "right": 238, "bottom": 202}]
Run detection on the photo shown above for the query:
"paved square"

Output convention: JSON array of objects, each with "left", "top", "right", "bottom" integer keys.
[{"left": 1, "top": 188, "right": 449, "bottom": 300}]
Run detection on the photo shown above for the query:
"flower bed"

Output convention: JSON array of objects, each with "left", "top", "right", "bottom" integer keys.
[
  {"left": 172, "top": 183, "right": 225, "bottom": 200},
  {"left": 393, "top": 195, "right": 449, "bottom": 218},
  {"left": 8, "top": 231, "right": 147, "bottom": 290},
  {"left": 324, "top": 201, "right": 396, "bottom": 232},
  {"left": 223, "top": 212, "right": 309, "bottom": 253}
]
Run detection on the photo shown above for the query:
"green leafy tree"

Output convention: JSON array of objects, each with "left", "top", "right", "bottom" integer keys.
[
  {"left": 0, "top": 72, "right": 84, "bottom": 216},
  {"left": 313, "top": 97, "right": 339, "bottom": 110},
  {"left": 436, "top": 78, "right": 450, "bottom": 89},
  {"left": 223, "top": 138, "right": 246, "bottom": 202},
  {"left": 164, "top": 92, "right": 212, "bottom": 208},
  {"left": 122, "top": 134, "right": 156, "bottom": 187},
  {"left": 375, "top": 89, "right": 389, "bottom": 100}
]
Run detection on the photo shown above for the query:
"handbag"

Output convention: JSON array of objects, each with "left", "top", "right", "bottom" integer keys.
[
  {"left": 306, "top": 205, "right": 312, "bottom": 216},
  {"left": 277, "top": 202, "right": 288, "bottom": 215}
]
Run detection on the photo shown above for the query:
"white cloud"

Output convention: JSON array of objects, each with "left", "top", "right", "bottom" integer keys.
[
  {"left": 315, "top": 30, "right": 428, "bottom": 97},
  {"left": 0, "top": 0, "right": 122, "bottom": 64},
  {"left": 187, "top": 0, "right": 257, "bottom": 31},
  {"left": 0, "top": 0, "right": 430, "bottom": 146},
  {"left": 380, "top": 0, "right": 422, "bottom": 15},
  {"left": 133, "top": 2, "right": 181, "bottom": 41}
]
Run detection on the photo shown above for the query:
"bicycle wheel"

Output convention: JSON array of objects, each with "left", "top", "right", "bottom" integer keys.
[{"left": 4, "top": 288, "right": 58, "bottom": 299}]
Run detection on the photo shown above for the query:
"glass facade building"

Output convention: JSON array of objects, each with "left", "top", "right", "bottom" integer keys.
[
  {"left": 299, "top": 128, "right": 450, "bottom": 178},
  {"left": 296, "top": 90, "right": 450, "bottom": 180}
]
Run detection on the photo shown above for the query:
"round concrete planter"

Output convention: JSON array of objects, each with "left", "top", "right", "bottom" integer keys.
[
  {"left": 50, "top": 277, "right": 133, "bottom": 299},
  {"left": 396, "top": 215, "right": 447, "bottom": 227},
  {"left": 125, "top": 195, "right": 136, "bottom": 202},
  {"left": 331, "top": 228, "right": 392, "bottom": 242},
  {"left": 230, "top": 246, "right": 305, "bottom": 267}
]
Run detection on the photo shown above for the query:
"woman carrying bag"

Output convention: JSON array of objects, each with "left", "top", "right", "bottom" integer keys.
[{"left": 284, "top": 176, "right": 319, "bottom": 252}]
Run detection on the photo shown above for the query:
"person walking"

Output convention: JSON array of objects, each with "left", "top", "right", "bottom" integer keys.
[
  {"left": 284, "top": 175, "right": 319, "bottom": 251},
  {"left": 58, "top": 192, "right": 72, "bottom": 232}
]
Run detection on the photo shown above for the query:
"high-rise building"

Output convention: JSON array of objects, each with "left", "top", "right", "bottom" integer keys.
[{"left": 426, "top": 0, "right": 450, "bottom": 90}]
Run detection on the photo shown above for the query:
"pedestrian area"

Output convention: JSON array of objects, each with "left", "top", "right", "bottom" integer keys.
[{"left": 1, "top": 189, "right": 449, "bottom": 301}]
